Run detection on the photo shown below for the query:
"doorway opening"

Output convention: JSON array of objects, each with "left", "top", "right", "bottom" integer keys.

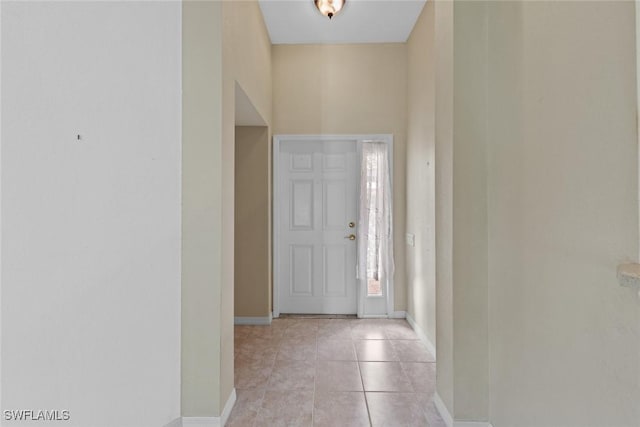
[{"left": 234, "top": 83, "right": 272, "bottom": 326}]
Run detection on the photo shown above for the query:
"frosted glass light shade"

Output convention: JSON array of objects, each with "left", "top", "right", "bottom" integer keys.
[{"left": 314, "top": 0, "right": 345, "bottom": 19}]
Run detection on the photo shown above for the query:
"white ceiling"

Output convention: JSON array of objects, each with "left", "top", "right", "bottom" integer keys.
[{"left": 258, "top": 0, "right": 427, "bottom": 45}]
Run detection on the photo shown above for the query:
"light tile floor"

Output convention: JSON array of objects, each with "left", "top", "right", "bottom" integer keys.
[{"left": 227, "top": 318, "right": 446, "bottom": 427}]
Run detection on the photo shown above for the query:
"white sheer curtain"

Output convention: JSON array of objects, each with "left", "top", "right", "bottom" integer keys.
[{"left": 357, "top": 141, "right": 394, "bottom": 304}]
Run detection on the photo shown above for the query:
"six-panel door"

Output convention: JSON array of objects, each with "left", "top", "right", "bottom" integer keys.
[{"left": 278, "top": 140, "right": 358, "bottom": 314}]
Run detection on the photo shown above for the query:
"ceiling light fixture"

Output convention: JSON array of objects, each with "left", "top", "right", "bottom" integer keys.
[{"left": 314, "top": 0, "right": 345, "bottom": 20}]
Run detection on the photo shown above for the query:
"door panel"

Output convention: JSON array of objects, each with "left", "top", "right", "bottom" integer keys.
[
  {"left": 291, "top": 180, "right": 314, "bottom": 229},
  {"left": 278, "top": 140, "right": 357, "bottom": 314},
  {"left": 290, "top": 245, "right": 313, "bottom": 296},
  {"left": 291, "top": 153, "right": 313, "bottom": 171},
  {"left": 323, "top": 180, "right": 347, "bottom": 229},
  {"left": 323, "top": 245, "right": 347, "bottom": 296}
]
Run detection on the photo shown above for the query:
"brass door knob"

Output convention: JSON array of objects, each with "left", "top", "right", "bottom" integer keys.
[{"left": 345, "top": 234, "right": 356, "bottom": 240}]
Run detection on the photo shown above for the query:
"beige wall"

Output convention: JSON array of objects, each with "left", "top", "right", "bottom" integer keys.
[
  {"left": 452, "top": 1, "right": 491, "bottom": 420},
  {"left": 182, "top": 1, "right": 224, "bottom": 416},
  {"left": 435, "top": 1, "right": 640, "bottom": 424},
  {"left": 235, "top": 126, "right": 271, "bottom": 318},
  {"left": 182, "top": 0, "right": 271, "bottom": 417},
  {"left": 487, "top": 2, "right": 640, "bottom": 425},
  {"left": 272, "top": 43, "right": 408, "bottom": 311},
  {"left": 434, "top": 0, "right": 455, "bottom": 413},
  {"left": 221, "top": 0, "right": 273, "bottom": 410},
  {"left": 406, "top": 0, "right": 437, "bottom": 349},
  {"left": 222, "top": 2, "right": 272, "bottom": 126},
  {"left": 435, "top": 0, "right": 491, "bottom": 420}
]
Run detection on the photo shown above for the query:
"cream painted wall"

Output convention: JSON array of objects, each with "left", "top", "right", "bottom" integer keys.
[
  {"left": 183, "top": 0, "right": 272, "bottom": 416},
  {"left": 406, "top": 0, "right": 436, "bottom": 348},
  {"left": 487, "top": 2, "right": 640, "bottom": 425},
  {"left": 435, "top": 0, "right": 491, "bottom": 420},
  {"left": 436, "top": 1, "right": 640, "bottom": 424},
  {"left": 272, "top": 43, "right": 408, "bottom": 311},
  {"left": 434, "top": 0, "right": 455, "bottom": 414},
  {"left": 235, "top": 126, "right": 271, "bottom": 318},
  {"left": 451, "top": 1, "right": 490, "bottom": 420},
  {"left": 221, "top": 0, "right": 272, "bottom": 409},
  {"left": 182, "top": 0, "right": 223, "bottom": 416},
  {"left": 223, "top": 2, "right": 272, "bottom": 127}
]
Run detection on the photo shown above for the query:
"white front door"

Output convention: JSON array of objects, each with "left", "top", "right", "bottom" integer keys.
[{"left": 277, "top": 139, "right": 358, "bottom": 314}]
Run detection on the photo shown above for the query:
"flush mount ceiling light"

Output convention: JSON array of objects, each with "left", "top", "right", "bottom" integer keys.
[{"left": 314, "top": 0, "right": 345, "bottom": 20}]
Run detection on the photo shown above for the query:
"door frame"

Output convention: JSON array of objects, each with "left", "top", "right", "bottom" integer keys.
[{"left": 272, "top": 134, "right": 394, "bottom": 318}]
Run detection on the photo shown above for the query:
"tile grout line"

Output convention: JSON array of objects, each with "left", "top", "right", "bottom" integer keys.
[
  {"left": 271, "top": 324, "right": 288, "bottom": 424},
  {"left": 311, "top": 332, "right": 318, "bottom": 427},
  {"left": 354, "top": 330, "right": 374, "bottom": 427},
  {"left": 253, "top": 322, "right": 287, "bottom": 427}
]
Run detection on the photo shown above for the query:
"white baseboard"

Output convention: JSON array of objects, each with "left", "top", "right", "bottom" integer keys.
[
  {"left": 221, "top": 388, "right": 237, "bottom": 426},
  {"left": 456, "top": 423, "right": 494, "bottom": 427},
  {"left": 359, "top": 311, "right": 405, "bottom": 319},
  {"left": 433, "top": 392, "right": 493, "bottom": 427},
  {"left": 177, "top": 388, "right": 237, "bottom": 427},
  {"left": 234, "top": 314, "right": 272, "bottom": 325},
  {"left": 181, "top": 417, "right": 218, "bottom": 427},
  {"left": 388, "top": 310, "right": 407, "bottom": 319},
  {"left": 434, "top": 392, "right": 454, "bottom": 427},
  {"left": 406, "top": 311, "right": 437, "bottom": 358},
  {"left": 164, "top": 418, "right": 182, "bottom": 427}
]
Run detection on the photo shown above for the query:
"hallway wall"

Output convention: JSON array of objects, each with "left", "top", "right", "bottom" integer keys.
[
  {"left": 433, "top": 0, "right": 455, "bottom": 415},
  {"left": 272, "top": 43, "right": 408, "bottom": 312},
  {"left": 434, "top": 0, "right": 492, "bottom": 420},
  {"left": 235, "top": 126, "right": 271, "bottom": 319},
  {"left": 486, "top": 2, "right": 640, "bottom": 425},
  {"left": 1, "top": 2, "right": 182, "bottom": 426},
  {"left": 406, "top": 0, "right": 437, "bottom": 353},
  {"left": 435, "top": 1, "right": 640, "bottom": 425},
  {"left": 182, "top": 0, "right": 272, "bottom": 417},
  {"left": 182, "top": 1, "right": 224, "bottom": 417},
  {"left": 221, "top": 0, "right": 273, "bottom": 408}
]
